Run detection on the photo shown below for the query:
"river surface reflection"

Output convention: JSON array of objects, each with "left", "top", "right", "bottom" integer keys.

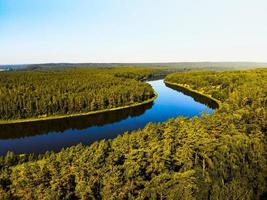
[{"left": 0, "top": 80, "right": 215, "bottom": 155}]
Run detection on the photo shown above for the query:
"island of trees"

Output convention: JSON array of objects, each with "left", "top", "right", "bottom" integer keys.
[{"left": 0, "top": 68, "right": 266, "bottom": 199}]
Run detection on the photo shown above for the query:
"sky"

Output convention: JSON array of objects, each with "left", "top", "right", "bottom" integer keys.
[{"left": 0, "top": 0, "right": 267, "bottom": 64}]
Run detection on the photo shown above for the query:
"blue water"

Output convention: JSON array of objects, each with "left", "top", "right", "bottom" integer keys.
[{"left": 0, "top": 80, "right": 214, "bottom": 155}]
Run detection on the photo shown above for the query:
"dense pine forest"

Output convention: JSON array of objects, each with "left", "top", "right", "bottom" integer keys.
[
  {"left": 0, "top": 67, "right": 157, "bottom": 121},
  {"left": 0, "top": 69, "right": 267, "bottom": 199}
]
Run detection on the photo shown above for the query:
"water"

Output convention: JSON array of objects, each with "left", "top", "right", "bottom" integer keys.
[{"left": 0, "top": 80, "right": 216, "bottom": 155}]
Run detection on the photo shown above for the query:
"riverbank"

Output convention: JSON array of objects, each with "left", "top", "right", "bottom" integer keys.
[
  {"left": 164, "top": 80, "right": 221, "bottom": 109},
  {"left": 0, "top": 79, "right": 216, "bottom": 155},
  {"left": 0, "top": 91, "right": 158, "bottom": 125}
]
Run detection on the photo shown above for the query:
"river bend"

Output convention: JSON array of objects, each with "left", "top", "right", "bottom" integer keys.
[{"left": 0, "top": 80, "right": 215, "bottom": 155}]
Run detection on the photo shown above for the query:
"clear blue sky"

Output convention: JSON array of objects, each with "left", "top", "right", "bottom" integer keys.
[{"left": 0, "top": 0, "right": 266, "bottom": 64}]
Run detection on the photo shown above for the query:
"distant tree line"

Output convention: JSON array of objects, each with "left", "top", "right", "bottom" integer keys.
[
  {"left": 0, "top": 67, "right": 157, "bottom": 120},
  {"left": 0, "top": 69, "right": 266, "bottom": 199}
]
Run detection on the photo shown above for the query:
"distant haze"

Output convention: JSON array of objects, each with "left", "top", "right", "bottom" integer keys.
[
  {"left": 1, "top": 62, "right": 267, "bottom": 71},
  {"left": 0, "top": 0, "right": 267, "bottom": 64}
]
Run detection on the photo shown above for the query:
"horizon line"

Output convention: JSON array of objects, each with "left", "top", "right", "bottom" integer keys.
[{"left": 1, "top": 61, "right": 267, "bottom": 66}]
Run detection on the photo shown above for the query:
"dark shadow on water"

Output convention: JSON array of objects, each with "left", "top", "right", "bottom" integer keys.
[
  {"left": 0, "top": 102, "right": 153, "bottom": 139},
  {"left": 165, "top": 83, "right": 219, "bottom": 109}
]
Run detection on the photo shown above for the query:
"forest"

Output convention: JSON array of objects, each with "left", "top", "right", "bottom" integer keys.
[
  {"left": 0, "top": 67, "right": 157, "bottom": 121},
  {"left": 0, "top": 69, "right": 266, "bottom": 199}
]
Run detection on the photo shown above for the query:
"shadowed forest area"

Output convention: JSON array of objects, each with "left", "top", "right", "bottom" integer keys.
[{"left": 0, "top": 68, "right": 266, "bottom": 199}]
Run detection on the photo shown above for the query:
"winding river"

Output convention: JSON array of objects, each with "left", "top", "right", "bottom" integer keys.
[{"left": 0, "top": 80, "right": 217, "bottom": 156}]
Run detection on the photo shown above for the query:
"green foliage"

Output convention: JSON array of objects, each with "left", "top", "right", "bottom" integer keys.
[
  {"left": 0, "top": 67, "right": 156, "bottom": 120},
  {"left": 0, "top": 69, "right": 266, "bottom": 199}
]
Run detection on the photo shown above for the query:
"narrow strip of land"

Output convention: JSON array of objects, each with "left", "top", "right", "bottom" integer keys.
[{"left": 0, "top": 90, "right": 158, "bottom": 125}]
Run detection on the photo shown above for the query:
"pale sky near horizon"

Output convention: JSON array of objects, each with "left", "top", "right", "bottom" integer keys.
[{"left": 0, "top": 0, "right": 267, "bottom": 65}]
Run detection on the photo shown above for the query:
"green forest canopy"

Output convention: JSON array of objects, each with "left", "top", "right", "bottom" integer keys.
[
  {"left": 0, "top": 69, "right": 266, "bottom": 199},
  {"left": 0, "top": 67, "right": 157, "bottom": 121}
]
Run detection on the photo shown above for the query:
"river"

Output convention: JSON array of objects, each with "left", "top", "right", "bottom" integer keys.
[{"left": 0, "top": 79, "right": 216, "bottom": 155}]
